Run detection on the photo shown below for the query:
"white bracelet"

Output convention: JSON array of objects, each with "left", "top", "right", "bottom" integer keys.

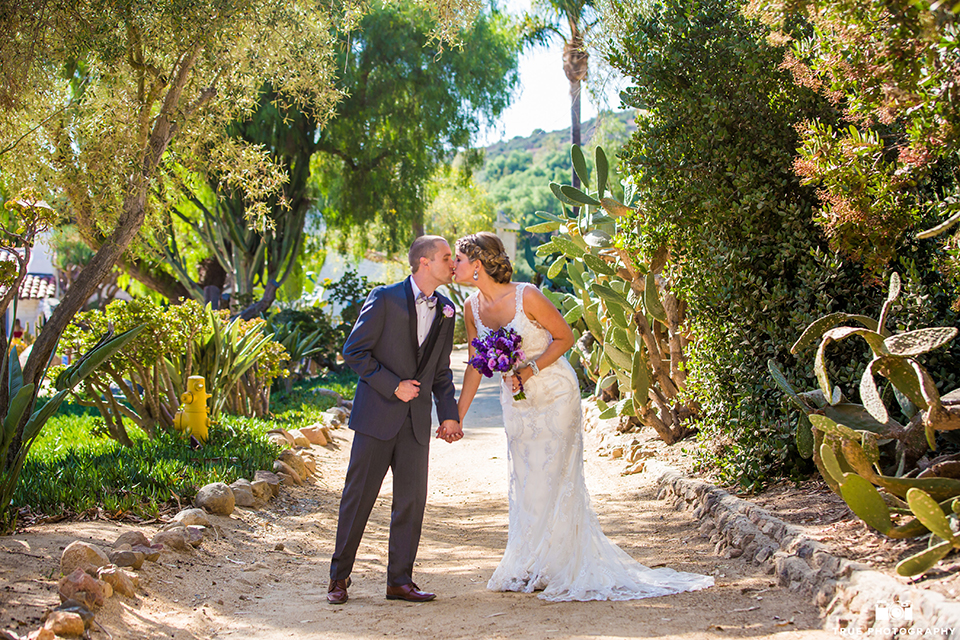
[{"left": 528, "top": 360, "right": 540, "bottom": 376}]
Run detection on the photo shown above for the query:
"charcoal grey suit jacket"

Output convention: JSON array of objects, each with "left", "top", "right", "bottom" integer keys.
[{"left": 342, "top": 277, "right": 458, "bottom": 445}]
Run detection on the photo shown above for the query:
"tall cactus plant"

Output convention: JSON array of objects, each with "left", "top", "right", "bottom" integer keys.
[{"left": 533, "top": 144, "right": 696, "bottom": 444}]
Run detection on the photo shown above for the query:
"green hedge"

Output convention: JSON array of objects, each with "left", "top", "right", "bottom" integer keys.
[{"left": 606, "top": 0, "right": 959, "bottom": 488}]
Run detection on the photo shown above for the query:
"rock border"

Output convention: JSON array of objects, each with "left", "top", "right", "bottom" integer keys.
[{"left": 655, "top": 464, "right": 960, "bottom": 636}]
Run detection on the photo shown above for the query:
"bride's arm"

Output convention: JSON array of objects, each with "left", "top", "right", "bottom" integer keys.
[
  {"left": 513, "top": 285, "right": 575, "bottom": 387},
  {"left": 456, "top": 298, "right": 483, "bottom": 422}
]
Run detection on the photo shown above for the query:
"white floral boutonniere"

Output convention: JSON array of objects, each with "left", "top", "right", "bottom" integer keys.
[{"left": 442, "top": 304, "right": 455, "bottom": 318}]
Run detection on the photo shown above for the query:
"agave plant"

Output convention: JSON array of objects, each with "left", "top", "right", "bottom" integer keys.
[
  {"left": 0, "top": 325, "right": 144, "bottom": 529},
  {"left": 534, "top": 144, "right": 697, "bottom": 444},
  {"left": 264, "top": 318, "right": 324, "bottom": 382},
  {"left": 167, "top": 306, "right": 284, "bottom": 419}
]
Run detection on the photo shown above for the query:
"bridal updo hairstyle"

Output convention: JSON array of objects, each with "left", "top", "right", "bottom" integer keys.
[{"left": 456, "top": 232, "right": 513, "bottom": 284}]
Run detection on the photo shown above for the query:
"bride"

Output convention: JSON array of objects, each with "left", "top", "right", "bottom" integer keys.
[{"left": 453, "top": 232, "right": 714, "bottom": 602}]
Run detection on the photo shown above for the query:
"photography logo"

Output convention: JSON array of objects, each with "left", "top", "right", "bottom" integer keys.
[{"left": 875, "top": 601, "right": 913, "bottom": 623}]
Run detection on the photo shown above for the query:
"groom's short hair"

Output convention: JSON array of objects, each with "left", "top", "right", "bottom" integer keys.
[{"left": 409, "top": 235, "right": 447, "bottom": 273}]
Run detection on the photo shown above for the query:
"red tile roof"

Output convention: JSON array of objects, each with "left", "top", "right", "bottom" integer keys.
[{"left": 19, "top": 274, "right": 56, "bottom": 299}]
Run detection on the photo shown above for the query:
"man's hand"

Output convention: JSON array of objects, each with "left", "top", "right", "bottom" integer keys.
[
  {"left": 394, "top": 379, "right": 421, "bottom": 402},
  {"left": 436, "top": 419, "right": 463, "bottom": 443}
]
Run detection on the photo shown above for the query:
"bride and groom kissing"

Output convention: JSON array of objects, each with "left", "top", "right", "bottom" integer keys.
[{"left": 327, "top": 233, "right": 713, "bottom": 605}]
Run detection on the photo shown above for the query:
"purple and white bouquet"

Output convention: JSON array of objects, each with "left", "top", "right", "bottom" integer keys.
[{"left": 470, "top": 327, "right": 527, "bottom": 401}]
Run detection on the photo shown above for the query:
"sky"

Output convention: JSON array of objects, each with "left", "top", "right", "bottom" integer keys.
[{"left": 474, "top": 1, "right": 627, "bottom": 147}]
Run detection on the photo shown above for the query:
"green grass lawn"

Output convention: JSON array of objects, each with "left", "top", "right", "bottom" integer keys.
[{"left": 14, "top": 370, "right": 357, "bottom": 518}]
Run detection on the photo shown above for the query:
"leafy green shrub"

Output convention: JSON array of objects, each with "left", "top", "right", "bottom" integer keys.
[
  {"left": 603, "top": 0, "right": 960, "bottom": 489},
  {"left": 57, "top": 299, "right": 205, "bottom": 443},
  {"left": 58, "top": 300, "right": 287, "bottom": 444},
  {"left": 749, "top": 0, "right": 960, "bottom": 284},
  {"left": 604, "top": 0, "right": 880, "bottom": 488}
]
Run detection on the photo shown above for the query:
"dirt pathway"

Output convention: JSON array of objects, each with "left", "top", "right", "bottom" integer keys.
[{"left": 1, "top": 350, "right": 838, "bottom": 639}]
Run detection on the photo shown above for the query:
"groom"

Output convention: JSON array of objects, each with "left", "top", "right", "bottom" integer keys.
[{"left": 327, "top": 236, "right": 463, "bottom": 605}]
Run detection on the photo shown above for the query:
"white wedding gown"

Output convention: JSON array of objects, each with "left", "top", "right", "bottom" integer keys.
[{"left": 471, "top": 284, "right": 714, "bottom": 602}]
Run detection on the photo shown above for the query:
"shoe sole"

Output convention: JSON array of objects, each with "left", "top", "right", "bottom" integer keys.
[{"left": 385, "top": 595, "right": 436, "bottom": 602}]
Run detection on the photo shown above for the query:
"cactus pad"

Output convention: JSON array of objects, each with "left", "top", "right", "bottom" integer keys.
[
  {"left": 885, "top": 327, "right": 958, "bottom": 357},
  {"left": 906, "top": 488, "right": 955, "bottom": 541},
  {"left": 839, "top": 473, "right": 893, "bottom": 534},
  {"left": 896, "top": 539, "right": 953, "bottom": 577}
]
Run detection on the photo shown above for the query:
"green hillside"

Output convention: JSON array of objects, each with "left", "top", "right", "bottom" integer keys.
[{"left": 474, "top": 110, "right": 636, "bottom": 278}]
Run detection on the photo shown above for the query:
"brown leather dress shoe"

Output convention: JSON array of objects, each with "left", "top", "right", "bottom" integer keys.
[
  {"left": 327, "top": 577, "right": 351, "bottom": 605},
  {"left": 385, "top": 582, "right": 436, "bottom": 602}
]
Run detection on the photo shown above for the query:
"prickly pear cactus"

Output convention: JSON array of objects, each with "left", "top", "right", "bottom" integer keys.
[
  {"left": 768, "top": 273, "right": 960, "bottom": 576},
  {"left": 535, "top": 144, "right": 696, "bottom": 445}
]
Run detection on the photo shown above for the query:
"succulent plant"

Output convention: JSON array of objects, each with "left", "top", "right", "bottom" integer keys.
[
  {"left": 1, "top": 326, "right": 144, "bottom": 529},
  {"left": 769, "top": 273, "right": 960, "bottom": 575}
]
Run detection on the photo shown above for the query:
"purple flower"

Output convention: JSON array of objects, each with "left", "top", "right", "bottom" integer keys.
[
  {"left": 469, "top": 327, "right": 527, "bottom": 401},
  {"left": 443, "top": 304, "right": 455, "bottom": 318}
]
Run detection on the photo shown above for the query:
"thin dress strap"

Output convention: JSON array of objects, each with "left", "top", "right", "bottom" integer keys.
[
  {"left": 514, "top": 283, "right": 525, "bottom": 315},
  {"left": 470, "top": 292, "right": 487, "bottom": 335}
]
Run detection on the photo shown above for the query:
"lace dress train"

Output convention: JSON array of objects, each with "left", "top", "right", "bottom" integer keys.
[{"left": 472, "top": 284, "right": 714, "bottom": 602}]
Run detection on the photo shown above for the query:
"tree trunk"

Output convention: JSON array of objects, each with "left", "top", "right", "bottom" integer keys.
[
  {"left": 562, "top": 32, "right": 588, "bottom": 190},
  {"left": 24, "top": 189, "right": 149, "bottom": 386},
  {"left": 120, "top": 256, "right": 191, "bottom": 302},
  {"left": 570, "top": 79, "right": 581, "bottom": 189},
  {"left": 11, "top": 45, "right": 205, "bottom": 468}
]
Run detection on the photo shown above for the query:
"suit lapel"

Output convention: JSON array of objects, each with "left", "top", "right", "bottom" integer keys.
[{"left": 404, "top": 277, "right": 417, "bottom": 351}]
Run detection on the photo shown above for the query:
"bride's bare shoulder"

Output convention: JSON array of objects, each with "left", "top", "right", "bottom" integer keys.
[{"left": 519, "top": 281, "right": 544, "bottom": 303}]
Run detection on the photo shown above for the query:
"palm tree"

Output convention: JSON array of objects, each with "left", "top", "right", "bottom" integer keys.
[{"left": 526, "top": 0, "right": 596, "bottom": 189}]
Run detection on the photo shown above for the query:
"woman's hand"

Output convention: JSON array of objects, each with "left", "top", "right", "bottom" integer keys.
[{"left": 508, "top": 366, "right": 534, "bottom": 394}]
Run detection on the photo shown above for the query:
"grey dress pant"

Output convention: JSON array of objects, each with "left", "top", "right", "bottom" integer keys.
[{"left": 329, "top": 415, "right": 429, "bottom": 587}]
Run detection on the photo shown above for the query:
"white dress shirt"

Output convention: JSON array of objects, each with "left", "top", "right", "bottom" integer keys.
[{"left": 410, "top": 278, "right": 437, "bottom": 346}]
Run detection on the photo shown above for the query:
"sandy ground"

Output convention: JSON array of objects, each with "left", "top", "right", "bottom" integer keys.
[{"left": 0, "top": 350, "right": 838, "bottom": 639}]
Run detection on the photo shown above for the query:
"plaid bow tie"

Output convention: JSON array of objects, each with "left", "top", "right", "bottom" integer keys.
[{"left": 416, "top": 292, "right": 437, "bottom": 309}]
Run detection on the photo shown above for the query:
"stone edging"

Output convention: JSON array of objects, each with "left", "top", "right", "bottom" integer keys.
[{"left": 655, "top": 464, "right": 960, "bottom": 636}]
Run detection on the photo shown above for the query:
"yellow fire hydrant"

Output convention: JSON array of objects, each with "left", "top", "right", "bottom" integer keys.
[{"left": 173, "top": 376, "right": 211, "bottom": 444}]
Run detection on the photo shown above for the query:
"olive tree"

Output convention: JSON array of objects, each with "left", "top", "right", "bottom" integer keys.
[{"left": 0, "top": 0, "right": 482, "bottom": 499}]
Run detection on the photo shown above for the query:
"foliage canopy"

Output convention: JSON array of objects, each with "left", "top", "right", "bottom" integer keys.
[
  {"left": 315, "top": 3, "right": 521, "bottom": 254},
  {"left": 749, "top": 0, "right": 960, "bottom": 282}
]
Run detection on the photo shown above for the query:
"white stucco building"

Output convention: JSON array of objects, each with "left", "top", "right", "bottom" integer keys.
[{"left": 4, "top": 235, "right": 58, "bottom": 341}]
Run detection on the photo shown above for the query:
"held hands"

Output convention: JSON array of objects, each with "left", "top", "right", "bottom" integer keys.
[
  {"left": 394, "top": 379, "right": 420, "bottom": 402},
  {"left": 436, "top": 419, "right": 463, "bottom": 443}
]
